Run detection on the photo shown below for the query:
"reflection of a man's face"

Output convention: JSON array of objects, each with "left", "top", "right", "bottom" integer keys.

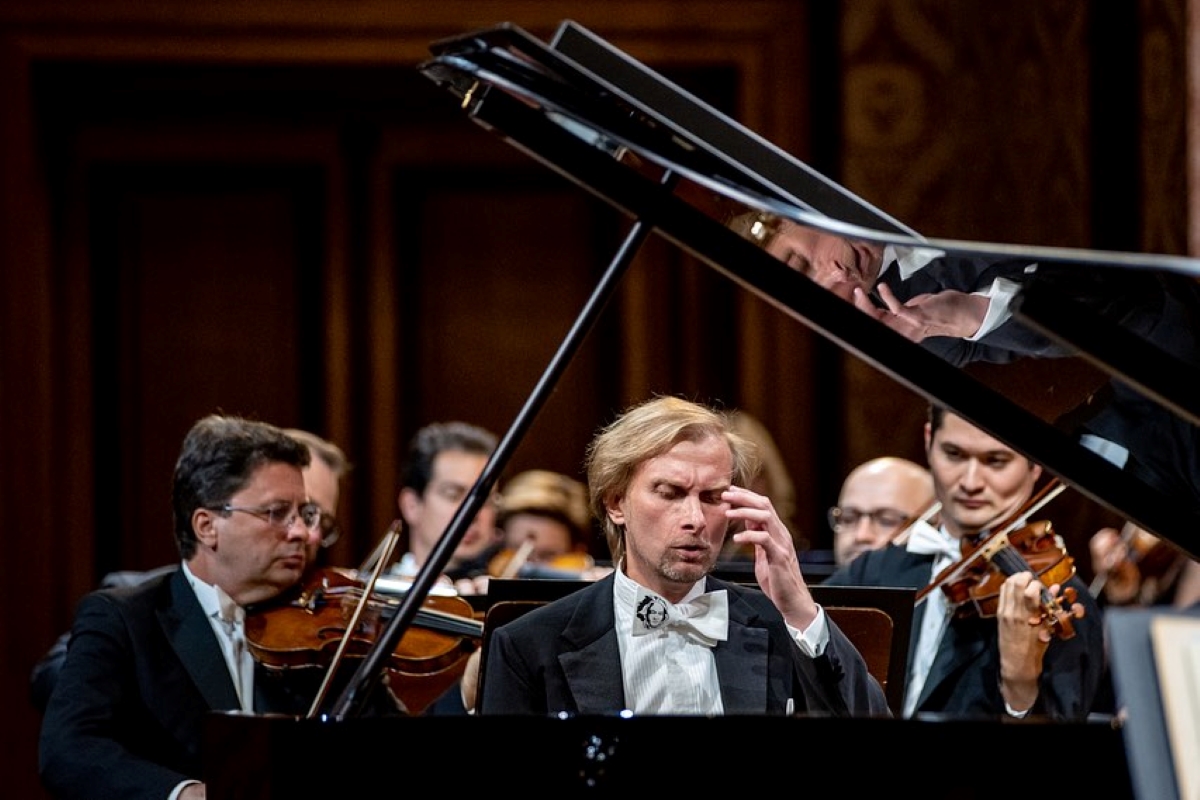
[{"left": 766, "top": 220, "right": 885, "bottom": 301}]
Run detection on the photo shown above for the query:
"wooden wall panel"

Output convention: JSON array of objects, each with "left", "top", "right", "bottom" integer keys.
[
  {"left": 99, "top": 175, "right": 314, "bottom": 571},
  {"left": 1141, "top": 0, "right": 1189, "bottom": 254}
]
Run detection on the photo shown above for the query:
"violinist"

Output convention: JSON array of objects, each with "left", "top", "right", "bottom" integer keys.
[
  {"left": 30, "top": 426, "right": 350, "bottom": 714},
  {"left": 39, "top": 415, "right": 333, "bottom": 800},
  {"left": 385, "top": 420, "right": 501, "bottom": 715},
  {"left": 1089, "top": 521, "right": 1200, "bottom": 609},
  {"left": 490, "top": 468, "right": 612, "bottom": 580},
  {"left": 823, "top": 405, "right": 1106, "bottom": 720},
  {"left": 386, "top": 420, "right": 503, "bottom": 598}
]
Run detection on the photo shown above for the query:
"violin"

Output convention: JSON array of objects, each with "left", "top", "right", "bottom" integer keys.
[
  {"left": 245, "top": 535, "right": 483, "bottom": 716},
  {"left": 915, "top": 479, "right": 1085, "bottom": 640},
  {"left": 1089, "top": 524, "right": 1189, "bottom": 603},
  {"left": 486, "top": 538, "right": 596, "bottom": 579}
]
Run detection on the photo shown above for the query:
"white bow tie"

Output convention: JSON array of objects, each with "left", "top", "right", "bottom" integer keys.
[
  {"left": 905, "top": 520, "right": 964, "bottom": 564},
  {"left": 632, "top": 589, "right": 729, "bottom": 646}
]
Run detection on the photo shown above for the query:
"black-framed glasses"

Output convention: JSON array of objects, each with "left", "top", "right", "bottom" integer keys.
[
  {"left": 217, "top": 501, "right": 322, "bottom": 531},
  {"left": 827, "top": 506, "right": 910, "bottom": 532}
]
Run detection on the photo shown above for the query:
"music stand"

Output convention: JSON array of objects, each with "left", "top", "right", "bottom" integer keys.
[{"left": 1106, "top": 606, "right": 1200, "bottom": 800}]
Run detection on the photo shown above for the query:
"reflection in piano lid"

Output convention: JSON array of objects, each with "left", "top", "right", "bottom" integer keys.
[{"left": 418, "top": 20, "right": 1200, "bottom": 562}]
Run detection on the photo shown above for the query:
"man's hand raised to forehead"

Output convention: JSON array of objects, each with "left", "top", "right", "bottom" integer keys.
[{"left": 725, "top": 485, "right": 818, "bottom": 630}]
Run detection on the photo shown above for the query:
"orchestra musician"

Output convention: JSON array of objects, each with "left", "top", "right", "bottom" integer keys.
[
  {"left": 1089, "top": 521, "right": 1200, "bottom": 609},
  {"left": 823, "top": 405, "right": 1106, "bottom": 719},
  {"left": 490, "top": 467, "right": 609, "bottom": 579},
  {"left": 386, "top": 420, "right": 503, "bottom": 598},
  {"left": 385, "top": 420, "right": 502, "bottom": 714},
  {"left": 477, "top": 396, "right": 889, "bottom": 716},
  {"left": 39, "top": 415, "right": 331, "bottom": 800},
  {"left": 29, "top": 426, "right": 349, "bottom": 714},
  {"left": 829, "top": 456, "right": 935, "bottom": 567}
]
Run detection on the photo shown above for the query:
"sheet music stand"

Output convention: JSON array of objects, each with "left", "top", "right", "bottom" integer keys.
[{"left": 1106, "top": 606, "right": 1200, "bottom": 800}]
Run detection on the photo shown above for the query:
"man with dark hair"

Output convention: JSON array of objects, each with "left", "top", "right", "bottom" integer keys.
[
  {"left": 383, "top": 420, "right": 503, "bottom": 716},
  {"left": 389, "top": 420, "right": 503, "bottom": 597},
  {"left": 824, "top": 405, "right": 1105, "bottom": 720},
  {"left": 30, "top": 427, "right": 349, "bottom": 713},
  {"left": 39, "top": 415, "right": 325, "bottom": 800}
]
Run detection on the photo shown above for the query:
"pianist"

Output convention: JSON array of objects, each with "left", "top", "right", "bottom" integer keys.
[{"left": 478, "top": 396, "right": 889, "bottom": 716}]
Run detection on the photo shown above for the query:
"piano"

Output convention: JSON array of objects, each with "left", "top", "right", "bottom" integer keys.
[{"left": 205, "top": 21, "right": 1200, "bottom": 799}]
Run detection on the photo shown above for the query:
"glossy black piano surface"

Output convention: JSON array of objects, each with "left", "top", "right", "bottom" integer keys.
[{"left": 204, "top": 711, "right": 1132, "bottom": 798}]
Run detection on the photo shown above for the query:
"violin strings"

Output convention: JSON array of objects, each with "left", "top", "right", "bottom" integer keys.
[{"left": 989, "top": 541, "right": 1066, "bottom": 628}]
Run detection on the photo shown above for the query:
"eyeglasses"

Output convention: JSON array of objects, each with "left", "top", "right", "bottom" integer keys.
[
  {"left": 217, "top": 501, "right": 322, "bottom": 531},
  {"left": 827, "top": 506, "right": 910, "bottom": 532}
]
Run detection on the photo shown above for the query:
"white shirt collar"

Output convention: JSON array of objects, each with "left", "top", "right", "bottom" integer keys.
[{"left": 182, "top": 560, "right": 223, "bottom": 620}]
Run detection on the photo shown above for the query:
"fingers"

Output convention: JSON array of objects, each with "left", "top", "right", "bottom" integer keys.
[
  {"left": 875, "top": 281, "right": 906, "bottom": 313},
  {"left": 852, "top": 286, "right": 879, "bottom": 315},
  {"left": 722, "top": 485, "right": 777, "bottom": 532}
]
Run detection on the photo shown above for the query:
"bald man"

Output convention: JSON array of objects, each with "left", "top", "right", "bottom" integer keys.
[{"left": 829, "top": 457, "right": 935, "bottom": 566}]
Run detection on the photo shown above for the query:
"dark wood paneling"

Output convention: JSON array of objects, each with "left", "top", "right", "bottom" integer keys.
[{"left": 93, "top": 167, "right": 317, "bottom": 571}]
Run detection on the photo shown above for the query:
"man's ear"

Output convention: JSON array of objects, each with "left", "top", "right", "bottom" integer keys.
[
  {"left": 193, "top": 508, "right": 219, "bottom": 549},
  {"left": 605, "top": 495, "right": 626, "bottom": 527},
  {"left": 398, "top": 487, "right": 421, "bottom": 524}
]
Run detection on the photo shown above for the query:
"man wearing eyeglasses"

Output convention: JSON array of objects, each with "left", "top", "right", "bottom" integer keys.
[
  {"left": 284, "top": 427, "right": 350, "bottom": 554},
  {"left": 39, "top": 415, "right": 331, "bottom": 800},
  {"left": 29, "top": 426, "right": 349, "bottom": 715},
  {"left": 829, "top": 456, "right": 935, "bottom": 567}
]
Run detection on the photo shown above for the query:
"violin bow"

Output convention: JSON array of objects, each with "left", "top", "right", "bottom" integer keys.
[
  {"left": 914, "top": 477, "right": 1067, "bottom": 605},
  {"left": 307, "top": 520, "right": 402, "bottom": 718},
  {"left": 890, "top": 500, "right": 943, "bottom": 547},
  {"left": 498, "top": 537, "right": 537, "bottom": 579}
]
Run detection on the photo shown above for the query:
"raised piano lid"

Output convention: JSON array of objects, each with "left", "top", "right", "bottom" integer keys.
[{"left": 418, "top": 21, "right": 1200, "bottom": 560}]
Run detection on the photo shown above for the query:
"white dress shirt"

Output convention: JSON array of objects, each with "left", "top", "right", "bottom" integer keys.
[
  {"left": 613, "top": 569, "right": 725, "bottom": 715},
  {"left": 901, "top": 523, "right": 960, "bottom": 717},
  {"left": 880, "top": 244, "right": 1036, "bottom": 341},
  {"left": 182, "top": 561, "right": 253, "bottom": 712},
  {"left": 610, "top": 568, "right": 830, "bottom": 715}
]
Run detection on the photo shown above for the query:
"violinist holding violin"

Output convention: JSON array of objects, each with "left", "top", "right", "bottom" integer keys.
[
  {"left": 381, "top": 420, "right": 502, "bottom": 715},
  {"left": 1088, "top": 521, "right": 1200, "bottom": 609},
  {"left": 386, "top": 420, "right": 503, "bottom": 598},
  {"left": 39, "top": 415, "right": 332, "bottom": 800},
  {"left": 490, "top": 468, "right": 613, "bottom": 580},
  {"left": 824, "top": 405, "right": 1106, "bottom": 720}
]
